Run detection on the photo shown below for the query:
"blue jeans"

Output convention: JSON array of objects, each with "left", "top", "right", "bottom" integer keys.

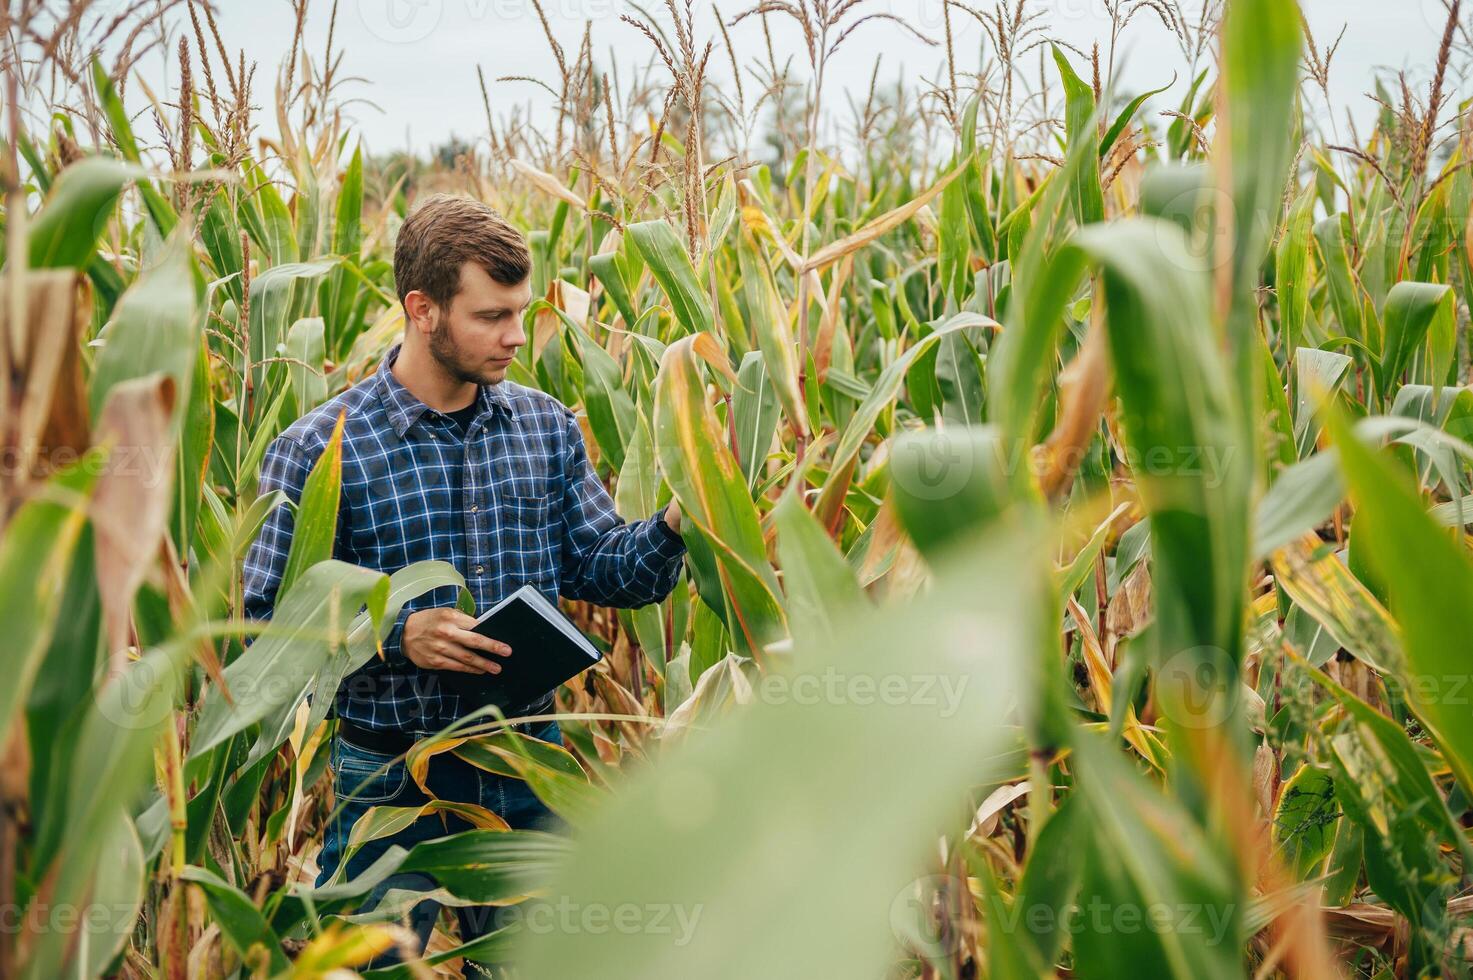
[{"left": 315, "top": 720, "right": 563, "bottom": 975}]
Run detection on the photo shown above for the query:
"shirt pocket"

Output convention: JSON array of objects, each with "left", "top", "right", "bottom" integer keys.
[
  {"left": 499, "top": 492, "right": 558, "bottom": 587},
  {"left": 497, "top": 440, "right": 554, "bottom": 501}
]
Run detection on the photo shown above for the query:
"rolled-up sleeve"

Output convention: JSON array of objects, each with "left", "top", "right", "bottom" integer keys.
[{"left": 556, "top": 411, "right": 686, "bottom": 607}]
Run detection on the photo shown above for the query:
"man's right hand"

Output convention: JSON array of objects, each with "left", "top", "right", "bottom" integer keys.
[{"left": 401, "top": 608, "right": 513, "bottom": 674}]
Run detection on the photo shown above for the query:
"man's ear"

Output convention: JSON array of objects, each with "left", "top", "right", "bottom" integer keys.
[{"left": 403, "top": 290, "right": 437, "bottom": 334}]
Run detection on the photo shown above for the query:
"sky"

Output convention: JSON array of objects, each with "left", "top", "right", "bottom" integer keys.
[{"left": 125, "top": 0, "right": 1457, "bottom": 157}]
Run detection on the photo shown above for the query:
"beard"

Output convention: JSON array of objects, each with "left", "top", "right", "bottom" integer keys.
[{"left": 427, "top": 318, "right": 500, "bottom": 386}]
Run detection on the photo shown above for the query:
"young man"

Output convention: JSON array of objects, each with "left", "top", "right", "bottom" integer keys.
[{"left": 241, "top": 194, "right": 687, "bottom": 965}]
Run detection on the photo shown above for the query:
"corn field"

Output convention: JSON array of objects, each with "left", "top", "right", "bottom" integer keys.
[{"left": 1, "top": 0, "right": 1472, "bottom": 976}]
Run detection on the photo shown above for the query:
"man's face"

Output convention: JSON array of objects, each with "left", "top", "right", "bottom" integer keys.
[{"left": 424, "top": 262, "right": 533, "bottom": 385}]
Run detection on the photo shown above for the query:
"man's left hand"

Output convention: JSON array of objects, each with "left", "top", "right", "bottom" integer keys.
[{"left": 664, "top": 499, "right": 683, "bottom": 534}]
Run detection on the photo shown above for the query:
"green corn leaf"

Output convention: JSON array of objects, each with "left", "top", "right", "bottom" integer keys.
[
  {"left": 189, "top": 560, "right": 388, "bottom": 762},
  {"left": 1276, "top": 187, "right": 1317, "bottom": 353},
  {"left": 1100, "top": 76, "right": 1176, "bottom": 162},
  {"left": 1070, "top": 732, "right": 1241, "bottom": 980},
  {"left": 731, "top": 351, "right": 781, "bottom": 489},
  {"left": 24, "top": 643, "right": 184, "bottom": 979},
  {"left": 736, "top": 226, "right": 807, "bottom": 437},
  {"left": 243, "top": 156, "right": 301, "bottom": 266},
  {"left": 653, "top": 334, "right": 785, "bottom": 654},
  {"left": 23, "top": 157, "right": 145, "bottom": 269},
  {"left": 1051, "top": 45, "right": 1105, "bottom": 226},
  {"left": 517, "top": 524, "right": 1037, "bottom": 980},
  {"left": 199, "top": 187, "right": 245, "bottom": 306},
  {"left": 180, "top": 866, "right": 290, "bottom": 973},
  {"left": 278, "top": 410, "right": 345, "bottom": 596},
  {"left": 628, "top": 219, "right": 715, "bottom": 335},
  {"left": 773, "top": 487, "right": 865, "bottom": 649},
  {"left": 89, "top": 57, "right": 178, "bottom": 237},
  {"left": 285, "top": 316, "right": 328, "bottom": 414},
  {"left": 0, "top": 450, "right": 103, "bottom": 749},
  {"left": 1293, "top": 347, "right": 1353, "bottom": 458},
  {"left": 246, "top": 259, "right": 337, "bottom": 416},
  {"left": 1326, "top": 404, "right": 1473, "bottom": 795},
  {"left": 591, "top": 250, "right": 640, "bottom": 328},
  {"left": 89, "top": 238, "right": 200, "bottom": 424},
  {"left": 1313, "top": 213, "right": 1368, "bottom": 346},
  {"left": 1074, "top": 219, "right": 1249, "bottom": 663},
  {"left": 1219, "top": 0, "right": 1302, "bottom": 324},
  {"left": 1272, "top": 764, "right": 1338, "bottom": 880},
  {"left": 1375, "top": 281, "right": 1455, "bottom": 399},
  {"left": 816, "top": 312, "right": 996, "bottom": 526}
]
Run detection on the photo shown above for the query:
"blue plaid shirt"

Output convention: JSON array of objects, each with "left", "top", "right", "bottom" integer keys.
[{"left": 242, "top": 340, "right": 686, "bottom": 735}]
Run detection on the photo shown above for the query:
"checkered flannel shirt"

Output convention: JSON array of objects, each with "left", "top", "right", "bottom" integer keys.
[{"left": 241, "top": 340, "right": 686, "bottom": 736}]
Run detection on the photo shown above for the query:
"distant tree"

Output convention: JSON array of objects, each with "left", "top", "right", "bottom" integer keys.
[{"left": 433, "top": 134, "right": 474, "bottom": 169}]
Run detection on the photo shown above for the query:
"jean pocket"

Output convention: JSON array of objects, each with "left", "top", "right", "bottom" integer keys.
[
  {"left": 530, "top": 719, "right": 563, "bottom": 747},
  {"left": 332, "top": 736, "right": 409, "bottom": 805}
]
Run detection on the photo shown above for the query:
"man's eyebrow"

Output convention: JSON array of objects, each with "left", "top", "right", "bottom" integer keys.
[{"left": 475, "top": 297, "right": 533, "bottom": 314}]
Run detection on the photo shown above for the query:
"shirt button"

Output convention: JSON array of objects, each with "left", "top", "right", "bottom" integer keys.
[
  {"left": 470, "top": 504, "right": 479, "bottom": 513},
  {"left": 475, "top": 564, "right": 485, "bottom": 574}
]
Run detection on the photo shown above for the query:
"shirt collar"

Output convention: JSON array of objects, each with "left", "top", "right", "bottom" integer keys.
[{"left": 375, "top": 340, "right": 517, "bottom": 438}]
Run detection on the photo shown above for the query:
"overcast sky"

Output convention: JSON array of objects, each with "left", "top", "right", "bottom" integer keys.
[{"left": 135, "top": 0, "right": 1455, "bottom": 156}]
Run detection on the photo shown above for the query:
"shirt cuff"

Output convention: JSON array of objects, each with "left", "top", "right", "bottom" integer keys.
[
  {"left": 379, "top": 605, "right": 414, "bottom": 664},
  {"left": 647, "top": 503, "right": 687, "bottom": 558}
]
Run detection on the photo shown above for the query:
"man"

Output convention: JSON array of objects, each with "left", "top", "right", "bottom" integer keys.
[{"left": 242, "top": 194, "right": 687, "bottom": 967}]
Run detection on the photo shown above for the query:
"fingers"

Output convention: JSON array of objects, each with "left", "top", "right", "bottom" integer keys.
[
  {"left": 453, "top": 627, "right": 513, "bottom": 659},
  {"left": 404, "top": 609, "right": 513, "bottom": 674},
  {"left": 425, "top": 652, "right": 491, "bottom": 674},
  {"left": 435, "top": 642, "right": 502, "bottom": 675},
  {"left": 444, "top": 610, "right": 481, "bottom": 631},
  {"left": 438, "top": 611, "right": 512, "bottom": 658}
]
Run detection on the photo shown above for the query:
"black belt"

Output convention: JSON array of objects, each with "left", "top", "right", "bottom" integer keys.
[{"left": 337, "top": 717, "right": 416, "bottom": 755}]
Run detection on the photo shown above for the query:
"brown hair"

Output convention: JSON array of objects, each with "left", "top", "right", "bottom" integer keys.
[{"left": 392, "top": 194, "right": 532, "bottom": 308}]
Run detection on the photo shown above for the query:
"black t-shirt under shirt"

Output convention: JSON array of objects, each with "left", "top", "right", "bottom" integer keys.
[{"left": 446, "top": 399, "right": 480, "bottom": 439}]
